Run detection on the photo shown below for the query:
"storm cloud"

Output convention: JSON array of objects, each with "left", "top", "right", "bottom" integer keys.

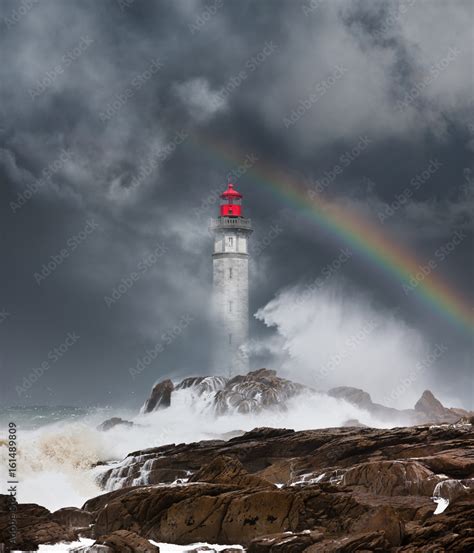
[{"left": 0, "top": 0, "right": 472, "bottom": 408}]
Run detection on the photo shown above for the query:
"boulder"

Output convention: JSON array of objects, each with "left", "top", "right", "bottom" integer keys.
[
  {"left": 141, "top": 378, "right": 174, "bottom": 413},
  {"left": 96, "top": 529, "right": 159, "bottom": 552},
  {"left": 0, "top": 497, "right": 77, "bottom": 550},
  {"left": 97, "top": 417, "right": 134, "bottom": 432},
  {"left": 51, "top": 506, "right": 93, "bottom": 533}
]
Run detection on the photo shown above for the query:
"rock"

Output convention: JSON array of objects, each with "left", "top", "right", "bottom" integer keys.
[
  {"left": 350, "top": 505, "right": 404, "bottom": 546},
  {"left": 139, "top": 369, "right": 472, "bottom": 424},
  {"left": 414, "top": 390, "right": 459, "bottom": 423},
  {"left": 248, "top": 531, "right": 323, "bottom": 552},
  {"left": 0, "top": 496, "right": 78, "bottom": 550},
  {"left": 214, "top": 369, "right": 307, "bottom": 415},
  {"left": 96, "top": 529, "right": 159, "bottom": 552},
  {"left": 97, "top": 417, "right": 134, "bottom": 432},
  {"left": 342, "top": 460, "right": 438, "bottom": 496},
  {"left": 85, "top": 483, "right": 301, "bottom": 547},
  {"left": 51, "top": 506, "right": 93, "bottom": 533},
  {"left": 402, "top": 490, "right": 474, "bottom": 551},
  {"left": 414, "top": 451, "right": 474, "bottom": 478},
  {"left": 141, "top": 378, "right": 174, "bottom": 413},
  {"left": 415, "top": 390, "right": 449, "bottom": 416},
  {"left": 328, "top": 387, "right": 373, "bottom": 409},
  {"left": 304, "top": 531, "right": 391, "bottom": 552},
  {"left": 189, "top": 455, "right": 274, "bottom": 488},
  {"left": 158, "top": 487, "right": 301, "bottom": 546}
]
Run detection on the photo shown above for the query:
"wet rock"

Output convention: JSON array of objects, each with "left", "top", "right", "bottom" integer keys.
[
  {"left": 97, "top": 417, "right": 134, "bottom": 432},
  {"left": 79, "top": 419, "right": 474, "bottom": 552},
  {"left": 96, "top": 529, "right": 159, "bottom": 552},
  {"left": 141, "top": 379, "right": 174, "bottom": 413},
  {"left": 214, "top": 369, "right": 307, "bottom": 415},
  {"left": 0, "top": 496, "right": 77, "bottom": 550},
  {"left": 51, "top": 506, "right": 93, "bottom": 532}
]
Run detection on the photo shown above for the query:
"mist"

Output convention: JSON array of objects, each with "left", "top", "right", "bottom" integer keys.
[{"left": 254, "top": 282, "right": 447, "bottom": 410}]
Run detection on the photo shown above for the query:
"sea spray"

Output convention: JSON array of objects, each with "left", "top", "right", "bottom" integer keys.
[{"left": 2, "top": 387, "right": 392, "bottom": 510}]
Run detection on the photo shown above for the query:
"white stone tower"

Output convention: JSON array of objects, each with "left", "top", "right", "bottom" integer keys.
[{"left": 210, "top": 182, "right": 253, "bottom": 376}]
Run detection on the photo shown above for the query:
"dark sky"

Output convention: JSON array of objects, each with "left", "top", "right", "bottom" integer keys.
[{"left": 0, "top": 0, "right": 472, "bottom": 409}]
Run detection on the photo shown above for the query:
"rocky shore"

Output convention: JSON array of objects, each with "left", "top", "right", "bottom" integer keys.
[
  {"left": 2, "top": 369, "right": 473, "bottom": 552},
  {"left": 2, "top": 421, "right": 473, "bottom": 552}
]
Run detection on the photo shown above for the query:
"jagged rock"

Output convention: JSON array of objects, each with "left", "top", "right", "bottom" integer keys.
[
  {"left": 214, "top": 369, "right": 307, "bottom": 415},
  {"left": 189, "top": 455, "right": 274, "bottom": 488},
  {"left": 97, "top": 417, "right": 134, "bottom": 432},
  {"left": 141, "top": 379, "right": 174, "bottom": 413},
  {"left": 141, "top": 369, "right": 308, "bottom": 416},
  {"left": 415, "top": 390, "right": 449, "bottom": 416},
  {"left": 414, "top": 390, "right": 464, "bottom": 423},
  {"left": 176, "top": 376, "right": 228, "bottom": 394},
  {"left": 140, "top": 369, "right": 472, "bottom": 424}
]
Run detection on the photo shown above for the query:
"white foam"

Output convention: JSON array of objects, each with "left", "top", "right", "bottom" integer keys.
[
  {"left": 150, "top": 542, "right": 243, "bottom": 552},
  {"left": 37, "top": 538, "right": 94, "bottom": 552},
  {"left": 1, "top": 386, "right": 390, "bottom": 511}
]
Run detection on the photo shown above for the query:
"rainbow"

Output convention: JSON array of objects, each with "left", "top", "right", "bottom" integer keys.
[{"left": 191, "top": 134, "right": 473, "bottom": 333}]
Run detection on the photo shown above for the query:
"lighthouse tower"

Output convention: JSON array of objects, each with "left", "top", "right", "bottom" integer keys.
[{"left": 210, "top": 182, "right": 253, "bottom": 376}]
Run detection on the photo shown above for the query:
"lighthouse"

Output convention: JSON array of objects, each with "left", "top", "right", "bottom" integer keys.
[{"left": 210, "top": 182, "right": 253, "bottom": 376}]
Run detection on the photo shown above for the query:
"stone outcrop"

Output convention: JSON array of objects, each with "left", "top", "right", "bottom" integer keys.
[
  {"left": 0, "top": 369, "right": 474, "bottom": 553},
  {"left": 141, "top": 369, "right": 308, "bottom": 415},
  {"left": 414, "top": 389, "right": 462, "bottom": 423},
  {"left": 141, "top": 369, "right": 472, "bottom": 425},
  {"left": 78, "top": 422, "right": 474, "bottom": 551},
  {"left": 141, "top": 379, "right": 174, "bottom": 413},
  {"left": 50, "top": 506, "right": 93, "bottom": 535},
  {"left": 2, "top": 390, "right": 473, "bottom": 551}
]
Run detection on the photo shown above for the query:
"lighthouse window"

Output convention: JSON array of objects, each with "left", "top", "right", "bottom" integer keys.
[
  {"left": 226, "top": 236, "right": 233, "bottom": 248},
  {"left": 228, "top": 301, "right": 233, "bottom": 313},
  {"left": 229, "top": 267, "right": 233, "bottom": 279},
  {"left": 228, "top": 333, "right": 232, "bottom": 345}
]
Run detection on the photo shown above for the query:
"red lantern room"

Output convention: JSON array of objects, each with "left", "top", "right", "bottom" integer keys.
[{"left": 220, "top": 183, "right": 243, "bottom": 217}]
